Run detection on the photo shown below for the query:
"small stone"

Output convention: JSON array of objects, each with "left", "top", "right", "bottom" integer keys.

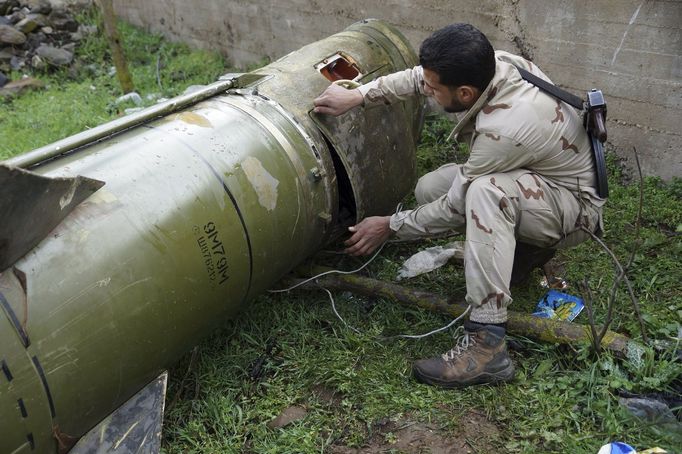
[
  {"left": 0, "top": 71, "right": 8, "bottom": 88},
  {"left": 0, "top": 16, "right": 11, "bottom": 26},
  {"left": 266, "top": 406, "right": 307, "bottom": 429},
  {"left": 18, "top": 0, "right": 50, "bottom": 15},
  {"left": 0, "top": 48, "right": 13, "bottom": 62},
  {"left": 124, "top": 107, "right": 144, "bottom": 115},
  {"left": 618, "top": 397, "right": 677, "bottom": 424},
  {"left": 7, "top": 10, "right": 24, "bottom": 24},
  {"left": 25, "top": 30, "right": 45, "bottom": 47},
  {"left": 15, "top": 17, "right": 37, "bottom": 33},
  {"left": 15, "top": 13, "right": 46, "bottom": 33},
  {"left": 83, "top": 63, "right": 99, "bottom": 76},
  {"left": 30, "top": 53, "right": 45, "bottom": 69},
  {"left": 0, "top": 23, "right": 26, "bottom": 44},
  {"left": 62, "top": 41, "right": 75, "bottom": 53},
  {"left": 0, "top": 75, "right": 43, "bottom": 98},
  {"left": 36, "top": 43, "right": 72, "bottom": 66},
  {"left": 78, "top": 24, "right": 96, "bottom": 35},
  {"left": 115, "top": 91, "right": 143, "bottom": 106},
  {"left": 48, "top": 6, "right": 76, "bottom": 32},
  {"left": 69, "top": 30, "right": 81, "bottom": 41},
  {"left": 9, "top": 54, "right": 24, "bottom": 70},
  {"left": 0, "top": 0, "right": 19, "bottom": 16},
  {"left": 40, "top": 25, "right": 52, "bottom": 34}
]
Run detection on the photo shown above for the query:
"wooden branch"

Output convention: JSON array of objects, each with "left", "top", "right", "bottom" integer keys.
[
  {"left": 300, "top": 271, "right": 642, "bottom": 359},
  {"left": 98, "top": 0, "right": 134, "bottom": 93}
]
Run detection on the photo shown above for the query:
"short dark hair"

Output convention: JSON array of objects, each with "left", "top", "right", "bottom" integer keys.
[{"left": 419, "top": 24, "right": 496, "bottom": 92}]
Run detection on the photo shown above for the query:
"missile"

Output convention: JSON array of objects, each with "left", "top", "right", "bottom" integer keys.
[{"left": 0, "top": 19, "right": 424, "bottom": 453}]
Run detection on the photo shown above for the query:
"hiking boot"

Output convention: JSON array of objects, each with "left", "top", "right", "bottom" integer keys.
[{"left": 412, "top": 321, "right": 515, "bottom": 388}]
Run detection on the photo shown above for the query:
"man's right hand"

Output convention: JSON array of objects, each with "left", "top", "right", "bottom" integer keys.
[{"left": 313, "top": 84, "right": 363, "bottom": 116}]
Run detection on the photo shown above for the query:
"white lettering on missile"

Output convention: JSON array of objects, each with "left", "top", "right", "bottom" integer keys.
[{"left": 241, "top": 157, "right": 279, "bottom": 211}]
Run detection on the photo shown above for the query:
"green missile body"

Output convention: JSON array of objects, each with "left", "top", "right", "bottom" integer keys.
[{"left": 0, "top": 19, "right": 423, "bottom": 453}]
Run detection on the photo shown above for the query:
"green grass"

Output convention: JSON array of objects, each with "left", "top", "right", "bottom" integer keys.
[
  {"left": 2, "top": 10, "right": 680, "bottom": 453},
  {"left": 0, "top": 8, "right": 225, "bottom": 159},
  {"left": 159, "top": 118, "right": 681, "bottom": 453}
]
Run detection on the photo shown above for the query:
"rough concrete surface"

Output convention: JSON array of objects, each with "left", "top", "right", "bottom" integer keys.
[{"left": 108, "top": 1, "right": 679, "bottom": 179}]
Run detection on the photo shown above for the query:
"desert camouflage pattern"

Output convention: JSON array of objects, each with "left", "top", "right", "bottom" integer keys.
[{"left": 358, "top": 51, "right": 605, "bottom": 323}]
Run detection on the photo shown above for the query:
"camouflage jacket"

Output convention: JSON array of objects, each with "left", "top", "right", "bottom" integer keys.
[{"left": 357, "top": 51, "right": 605, "bottom": 207}]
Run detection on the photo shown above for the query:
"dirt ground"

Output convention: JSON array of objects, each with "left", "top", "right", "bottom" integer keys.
[
  {"left": 267, "top": 385, "right": 503, "bottom": 453},
  {"left": 330, "top": 410, "right": 502, "bottom": 454}
]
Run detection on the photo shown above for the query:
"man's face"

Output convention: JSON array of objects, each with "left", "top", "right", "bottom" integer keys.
[{"left": 422, "top": 68, "right": 467, "bottom": 113}]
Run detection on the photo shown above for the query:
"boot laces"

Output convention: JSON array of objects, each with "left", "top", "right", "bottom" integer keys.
[{"left": 442, "top": 327, "right": 477, "bottom": 362}]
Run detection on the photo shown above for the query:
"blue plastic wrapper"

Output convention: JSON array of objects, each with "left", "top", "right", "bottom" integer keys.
[
  {"left": 597, "top": 442, "right": 636, "bottom": 454},
  {"left": 532, "top": 290, "right": 584, "bottom": 321}
]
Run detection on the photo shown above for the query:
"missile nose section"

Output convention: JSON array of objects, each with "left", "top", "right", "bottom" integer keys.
[{"left": 0, "top": 19, "right": 424, "bottom": 452}]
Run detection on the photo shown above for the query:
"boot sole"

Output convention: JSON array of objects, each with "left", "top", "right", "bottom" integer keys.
[{"left": 413, "top": 364, "right": 516, "bottom": 388}]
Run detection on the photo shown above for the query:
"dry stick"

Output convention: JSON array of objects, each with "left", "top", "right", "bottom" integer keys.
[
  {"left": 579, "top": 226, "right": 647, "bottom": 345},
  {"left": 577, "top": 148, "right": 649, "bottom": 346},
  {"left": 580, "top": 278, "right": 601, "bottom": 353},
  {"left": 572, "top": 145, "right": 648, "bottom": 349},
  {"left": 629, "top": 147, "right": 648, "bottom": 343},
  {"left": 99, "top": 0, "right": 134, "bottom": 93},
  {"left": 302, "top": 271, "right": 642, "bottom": 359}
]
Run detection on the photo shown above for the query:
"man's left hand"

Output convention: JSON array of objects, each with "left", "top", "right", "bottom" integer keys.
[{"left": 343, "top": 216, "right": 392, "bottom": 256}]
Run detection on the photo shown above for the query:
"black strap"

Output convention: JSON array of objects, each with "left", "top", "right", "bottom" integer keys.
[{"left": 515, "top": 66, "right": 584, "bottom": 110}]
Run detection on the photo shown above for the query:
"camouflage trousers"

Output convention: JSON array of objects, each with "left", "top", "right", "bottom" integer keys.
[{"left": 389, "top": 163, "right": 602, "bottom": 324}]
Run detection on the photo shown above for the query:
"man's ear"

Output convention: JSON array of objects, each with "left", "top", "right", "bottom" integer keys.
[{"left": 456, "top": 85, "right": 480, "bottom": 104}]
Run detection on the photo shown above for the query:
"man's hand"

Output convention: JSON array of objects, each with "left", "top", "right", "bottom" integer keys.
[
  {"left": 313, "top": 84, "right": 363, "bottom": 116},
  {"left": 344, "top": 216, "right": 392, "bottom": 256}
]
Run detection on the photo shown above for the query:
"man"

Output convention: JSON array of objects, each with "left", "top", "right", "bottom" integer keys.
[{"left": 313, "top": 24, "right": 604, "bottom": 388}]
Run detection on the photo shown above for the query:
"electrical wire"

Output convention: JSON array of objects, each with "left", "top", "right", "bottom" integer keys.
[
  {"left": 269, "top": 203, "right": 469, "bottom": 340},
  {"left": 383, "top": 305, "right": 470, "bottom": 340},
  {"left": 319, "top": 286, "right": 361, "bottom": 334},
  {"left": 268, "top": 241, "right": 387, "bottom": 293}
]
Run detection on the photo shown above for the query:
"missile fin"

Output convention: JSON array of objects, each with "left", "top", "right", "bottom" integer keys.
[
  {"left": 0, "top": 165, "right": 105, "bottom": 272},
  {"left": 69, "top": 372, "right": 168, "bottom": 454}
]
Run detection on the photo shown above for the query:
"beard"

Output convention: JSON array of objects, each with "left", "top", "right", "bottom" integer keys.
[{"left": 443, "top": 98, "right": 468, "bottom": 113}]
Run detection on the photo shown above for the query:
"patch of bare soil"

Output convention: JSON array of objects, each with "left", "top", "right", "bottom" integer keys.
[{"left": 331, "top": 410, "right": 502, "bottom": 454}]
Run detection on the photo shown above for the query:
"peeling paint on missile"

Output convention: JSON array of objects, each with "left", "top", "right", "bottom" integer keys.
[
  {"left": 88, "top": 189, "right": 118, "bottom": 204},
  {"left": 241, "top": 157, "right": 279, "bottom": 211},
  {"left": 169, "top": 112, "right": 213, "bottom": 128}
]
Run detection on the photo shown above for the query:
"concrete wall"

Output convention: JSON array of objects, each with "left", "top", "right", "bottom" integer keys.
[{"left": 111, "top": 0, "right": 681, "bottom": 180}]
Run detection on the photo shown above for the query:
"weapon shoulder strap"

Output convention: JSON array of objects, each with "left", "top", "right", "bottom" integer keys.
[
  {"left": 515, "top": 65, "right": 609, "bottom": 198},
  {"left": 515, "top": 66, "right": 584, "bottom": 110}
]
